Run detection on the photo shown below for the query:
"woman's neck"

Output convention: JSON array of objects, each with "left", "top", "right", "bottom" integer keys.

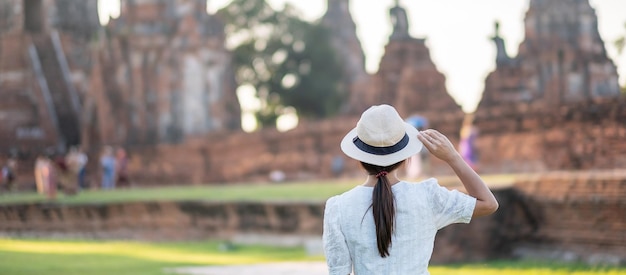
[{"left": 362, "top": 172, "right": 401, "bottom": 187}]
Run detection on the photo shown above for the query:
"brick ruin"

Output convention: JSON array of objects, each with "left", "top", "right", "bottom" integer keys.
[
  {"left": 474, "top": 0, "right": 625, "bottom": 173},
  {"left": 0, "top": 0, "right": 240, "bottom": 154},
  {"left": 0, "top": 0, "right": 100, "bottom": 152},
  {"left": 86, "top": 0, "right": 241, "bottom": 147},
  {"left": 1, "top": 0, "right": 465, "bottom": 184},
  {"left": 0, "top": 0, "right": 622, "bottom": 182}
]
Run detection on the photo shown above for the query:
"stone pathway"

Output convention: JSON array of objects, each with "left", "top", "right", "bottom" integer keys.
[{"left": 166, "top": 262, "right": 327, "bottom": 275}]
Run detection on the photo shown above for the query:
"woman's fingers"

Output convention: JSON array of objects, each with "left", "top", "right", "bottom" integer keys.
[
  {"left": 417, "top": 131, "right": 434, "bottom": 146},
  {"left": 418, "top": 129, "right": 459, "bottom": 162}
]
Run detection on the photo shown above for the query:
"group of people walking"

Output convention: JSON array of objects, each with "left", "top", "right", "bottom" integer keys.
[
  {"left": 33, "top": 147, "right": 90, "bottom": 199},
  {"left": 1, "top": 145, "right": 129, "bottom": 199}
]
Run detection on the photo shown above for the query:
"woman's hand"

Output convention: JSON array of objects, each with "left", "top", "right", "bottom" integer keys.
[
  {"left": 418, "top": 129, "right": 499, "bottom": 217},
  {"left": 417, "top": 129, "right": 460, "bottom": 163}
]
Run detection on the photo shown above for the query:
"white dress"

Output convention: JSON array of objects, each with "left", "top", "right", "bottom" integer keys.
[{"left": 323, "top": 178, "right": 476, "bottom": 275}]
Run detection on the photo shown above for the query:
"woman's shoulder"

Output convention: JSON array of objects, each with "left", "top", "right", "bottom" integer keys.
[
  {"left": 400, "top": 177, "right": 440, "bottom": 190},
  {"left": 325, "top": 185, "right": 369, "bottom": 206}
]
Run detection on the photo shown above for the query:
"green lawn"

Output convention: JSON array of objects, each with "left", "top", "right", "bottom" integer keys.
[
  {"left": 0, "top": 174, "right": 517, "bottom": 205},
  {"left": 0, "top": 180, "right": 359, "bottom": 205},
  {"left": 0, "top": 239, "right": 624, "bottom": 275},
  {"left": 0, "top": 238, "right": 320, "bottom": 275}
]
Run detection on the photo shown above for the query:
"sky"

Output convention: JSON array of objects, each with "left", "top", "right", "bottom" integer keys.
[{"left": 99, "top": 0, "right": 626, "bottom": 129}]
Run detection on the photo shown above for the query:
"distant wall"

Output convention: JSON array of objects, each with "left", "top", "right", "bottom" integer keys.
[{"left": 116, "top": 113, "right": 461, "bottom": 186}]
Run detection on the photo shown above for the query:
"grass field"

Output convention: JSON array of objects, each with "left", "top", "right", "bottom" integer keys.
[
  {"left": 0, "top": 180, "right": 358, "bottom": 205},
  {"left": 0, "top": 239, "right": 624, "bottom": 275},
  {"left": 0, "top": 174, "right": 517, "bottom": 205}
]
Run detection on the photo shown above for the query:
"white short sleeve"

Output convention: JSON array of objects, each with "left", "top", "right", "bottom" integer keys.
[
  {"left": 426, "top": 179, "right": 476, "bottom": 230},
  {"left": 323, "top": 196, "right": 353, "bottom": 275}
]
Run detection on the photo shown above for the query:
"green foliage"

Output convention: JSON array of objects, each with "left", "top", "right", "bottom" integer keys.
[{"left": 218, "top": 0, "right": 345, "bottom": 128}]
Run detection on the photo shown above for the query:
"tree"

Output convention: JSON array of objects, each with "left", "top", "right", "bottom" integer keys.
[{"left": 218, "top": 0, "right": 345, "bottom": 128}]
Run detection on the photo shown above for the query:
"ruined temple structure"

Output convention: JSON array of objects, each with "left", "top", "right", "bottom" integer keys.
[
  {"left": 354, "top": 0, "right": 465, "bottom": 138},
  {"left": 86, "top": 0, "right": 240, "bottom": 147},
  {"left": 474, "top": 0, "right": 626, "bottom": 173},
  {"left": 0, "top": 0, "right": 100, "bottom": 154},
  {"left": 0, "top": 0, "right": 240, "bottom": 155},
  {"left": 479, "top": 0, "right": 621, "bottom": 108}
]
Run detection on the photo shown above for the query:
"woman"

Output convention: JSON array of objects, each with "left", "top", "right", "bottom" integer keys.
[{"left": 323, "top": 105, "right": 498, "bottom": 275}]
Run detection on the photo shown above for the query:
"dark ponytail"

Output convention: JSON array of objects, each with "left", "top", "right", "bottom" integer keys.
[{"left": 361, "top": 161, "right": 404, "bottom": 258}]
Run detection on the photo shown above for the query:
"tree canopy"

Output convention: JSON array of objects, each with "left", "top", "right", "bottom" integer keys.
[{"left": 218, "top": 0, "right": 345, "bottom": 129}]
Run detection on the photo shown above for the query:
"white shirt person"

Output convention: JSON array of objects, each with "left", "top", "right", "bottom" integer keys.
[{"left": 323, "top": 105, "right": 498, "bottom": 275}]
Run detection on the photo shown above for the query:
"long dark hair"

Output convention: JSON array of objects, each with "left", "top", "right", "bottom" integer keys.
[{"left": 360, "top": 160, "right": 404, "bottom": 258}]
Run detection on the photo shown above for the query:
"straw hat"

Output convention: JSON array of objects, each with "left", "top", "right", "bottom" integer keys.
[{"left": 340, "top": 104, "right": 423, "bottom": 166}]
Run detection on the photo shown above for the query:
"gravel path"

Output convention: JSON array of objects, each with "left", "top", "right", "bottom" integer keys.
[{"left": 166, "top": 262, "right": 328, "bottom": 275}]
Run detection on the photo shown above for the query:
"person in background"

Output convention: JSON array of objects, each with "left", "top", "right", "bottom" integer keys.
[
  {"left": 459, "top": 114, "right": 479, "bottom": 171},
  {"left": 115, "top": 147, "right": 129, "bottom": 188},
  {"left": 53, "top": 150, "right": 76, "bottom": 195},
  {"left": 67, "top": 147, "right": 89, "bottom": 190},
  {"left": 1, "top": 158, "right": 17, "bottom": 191},
  {"left": 331, "top": 155, "right": 345, "bottom": 177},
  {"left": 100, "top": 146, "right": 116, "bottom": 190},
  {"left": 35, "top": 149, "right": 57, "bottom": 199},
  {"left": 323, "top": 104, "right": 498, "bottom": 275},
  {"left": 404, "top": 114, "right": 429, "bottom": 179},
  {"left": 34, "top": 154, "right": 47, "bottom": 194},
  {"left": 76, "top": 148, "right": 88, "bottom": 190}
]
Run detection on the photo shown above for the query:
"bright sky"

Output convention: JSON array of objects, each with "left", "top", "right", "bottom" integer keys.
[{"left": 99, "top": 0, "right": 626, "bottom": 129}]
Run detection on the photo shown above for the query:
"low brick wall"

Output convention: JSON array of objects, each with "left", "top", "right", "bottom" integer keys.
[
  {"left": 0, "top": 200, "right": 324, "bottom": 241},
  {"left": 510, "top": 170, "right": 626, "bottom": 263}
]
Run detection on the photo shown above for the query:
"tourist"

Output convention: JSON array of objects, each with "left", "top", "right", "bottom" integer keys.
[
  {"left": 53, "top": 150, "right": 76, "bottom": 195},
  {"left": 404, "top": 114, "right": 429, "bottom": 179},
  {"left": 459, "top": 114, "right": 479, "bottom": 171},
  {"left": 76, "top": 148, "right": 88, "bottom": 189},
  {"left": 37, "top": 152, "right": 57, "bottom": 200},
  {"left": 34, "top": 154, "right": 47, "bottom": 194},
  {"left": 100, "top": 146, "right": 116, "bottom": 190},
  {"left": 323, "top": 104, "right": 498, "bottom": 274},
  {"left": 1, "top": 158, "right": 17, "bottom": 191},
  {"left": 66, "top": 147, "right": 89, "bottom": 190},
  {"left": 331, "top": 155, "right": 345, "bottom": 177},
  {"left": 115, "top": 147, "right": 129, "bottom": 188}
]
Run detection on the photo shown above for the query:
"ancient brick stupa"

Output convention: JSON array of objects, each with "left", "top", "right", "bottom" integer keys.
[
  {"left": 473, "top": 0, "right": 625, "bottom": 173},
  {"left": 478, "top": 0, "right": 621, "bottom": 109},
  {"left": 354, "top": 0, "right": 465, "bottom": 136}
]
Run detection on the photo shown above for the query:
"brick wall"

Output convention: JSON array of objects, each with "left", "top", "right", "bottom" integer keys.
[
  {"left": 511, "top": 170, "right": 626, "bottom": 261},
  {"left": 474, "top": 98, "right": 626, "bottom": 173}
]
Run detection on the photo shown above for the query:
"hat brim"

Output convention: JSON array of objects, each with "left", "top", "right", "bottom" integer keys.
[{"left": 340, "top": 122, "right": 423, "bottom": 167}]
